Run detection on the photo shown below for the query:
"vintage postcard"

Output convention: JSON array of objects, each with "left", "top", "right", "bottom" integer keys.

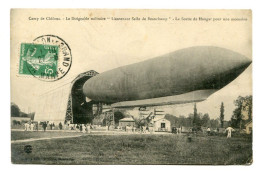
[{"left": 10, "top": 9, "right": 252, "bottom": 165}]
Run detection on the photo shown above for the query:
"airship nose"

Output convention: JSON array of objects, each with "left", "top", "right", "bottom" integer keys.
[
  {"left": 196, "top": 47, "right": 251, "bottom": 90},
  {"left": 224, "top": 49, "right": 251, "bottom": 72},
  {"left": 241, "top": 57, "right": 252, "bottom": 67},
  {"left": 230, "top": 55, "right": 251, "bottom": 73}
]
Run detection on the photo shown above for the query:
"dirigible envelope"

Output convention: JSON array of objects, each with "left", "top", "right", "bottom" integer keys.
[{"left": 83, "top": 46, "right": 251, "bottom": 107}]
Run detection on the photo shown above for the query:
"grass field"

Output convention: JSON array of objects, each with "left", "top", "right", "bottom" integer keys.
[
  {"left": 11, "top": 131, "right": 252, "bottom": 165},
  {"left": 11, "top": 131, "right": 82, "bottom": 141}
]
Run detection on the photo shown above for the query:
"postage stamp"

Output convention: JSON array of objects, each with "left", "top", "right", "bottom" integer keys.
[
  {"left": 19, "top": 35, "right": 72, "bottom": 82},
  {"left": 19, "top": 43, "right": 59, "bottom": 77}
]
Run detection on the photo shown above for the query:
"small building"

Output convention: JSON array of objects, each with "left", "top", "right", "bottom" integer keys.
[
  {"left": 245, "top": 120, "right": 252, "bottom": 134},
  {"left": 119, "top": 117, "right": 135, "bottom": 128},
  {"left": 153, "top": 117, "right": 171, "bottom": 132}
]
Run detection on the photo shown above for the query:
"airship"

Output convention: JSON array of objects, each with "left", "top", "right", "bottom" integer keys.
[{"left": 83, "top": 46, "right": 251, "bottom": 108}]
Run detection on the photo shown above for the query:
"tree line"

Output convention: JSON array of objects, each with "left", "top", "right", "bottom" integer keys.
[
  {"left": 11, "top": 102, "right": 35, "bottom": 119},
  {"left": 165, "top": 113, "right": 219, "bottom": 128},
  {"left": 165, "top": 95, "right": 252, "bottom": 130},
  {"left": 11, "top": 94, "right": 252, "bottom": 130}
]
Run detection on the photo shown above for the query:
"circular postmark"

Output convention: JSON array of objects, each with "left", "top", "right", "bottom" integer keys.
[
  {"left": 24, "top": 145, "right": 33, "bottom": 154},
  {"left": 22, "top": 35, "right": 72, "bottom": 82}
]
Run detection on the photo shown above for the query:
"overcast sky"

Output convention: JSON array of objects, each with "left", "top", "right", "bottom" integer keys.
[{"left": 11, "top": 10, "right": 252, "bottom": 121}]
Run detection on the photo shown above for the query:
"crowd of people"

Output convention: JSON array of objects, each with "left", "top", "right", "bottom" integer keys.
[
  {"left": 68, "top": 124, "right": 92, "bottom": 133},
  {"left": 23, "top": 120, "right": 236, "bottom": 138},
  {"left": 123, "top": 125, "right": 159, "bottom": 134},
  {"left": 124, "top": 125, "right": 137, "bottom": 133},
  {"left": 24, "top": 121, "right": 38, "bottom": 131},
  {"left": 23, "top": 121, "right": 93, "bottom": 133}
]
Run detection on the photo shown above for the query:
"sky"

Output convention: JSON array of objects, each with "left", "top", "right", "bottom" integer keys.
[{"left": 10, "top": 10, "right": 252, "bottom": 121}]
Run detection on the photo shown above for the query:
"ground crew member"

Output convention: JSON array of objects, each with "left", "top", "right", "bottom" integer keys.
[{"left": 225, "top": 127, "right": 234, "bottom": 138}]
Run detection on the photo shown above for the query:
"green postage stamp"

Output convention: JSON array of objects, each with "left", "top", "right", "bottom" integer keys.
[
  {"left": 18, "top": 35, "right": 72, "bottom": 81},
  {"left": 19, "top": 43, "right": 59, "bottom": 78}
]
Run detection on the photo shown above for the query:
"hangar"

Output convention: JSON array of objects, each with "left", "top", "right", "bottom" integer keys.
[{"left": 34, "top": 70, "right": 99, "bottom": 124}]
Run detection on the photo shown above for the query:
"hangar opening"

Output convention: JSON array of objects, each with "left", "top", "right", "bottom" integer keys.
[{"left": 65, "top": 70, "right": 99, "bottom": 124}]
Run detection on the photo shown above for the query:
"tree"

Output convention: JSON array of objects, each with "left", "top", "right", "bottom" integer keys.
[
  {"left": 11, "top": 103, "right": 20, "bottom": 117},
  {"left": 243, "top": 96, "right": 252, "bottom": 121},
  {"left": 231, "top": 95, "right": 252, "bottom": 129},
  {"left": 202, "top": 113, "right": 210, "bottom": 127},
  {"left": 165, "top": 114, "right": 179, "bottom": 127},
  {"left": 210, "top": 118, "right": 220, "bottom": 128},
  {"left": 179, "top": 115, "right": 191, "bottom": 127},
  {"left": 20, "top": 112, "right": 28, "bottom": 117},
  {"left": 220, "top": 102, "right": 225, "bottom": 128},
  {"left": 28, "top": 112, "right": 35, "bottom": 120},
  {"left": 193, "top": 103, "right": 199, "bottom": 127},
  {"left": 188, "top": 114, "right": 194, "bottom": 127},
  {"left": 102, "top": 111, "right": 114, "bottom": 130}
]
